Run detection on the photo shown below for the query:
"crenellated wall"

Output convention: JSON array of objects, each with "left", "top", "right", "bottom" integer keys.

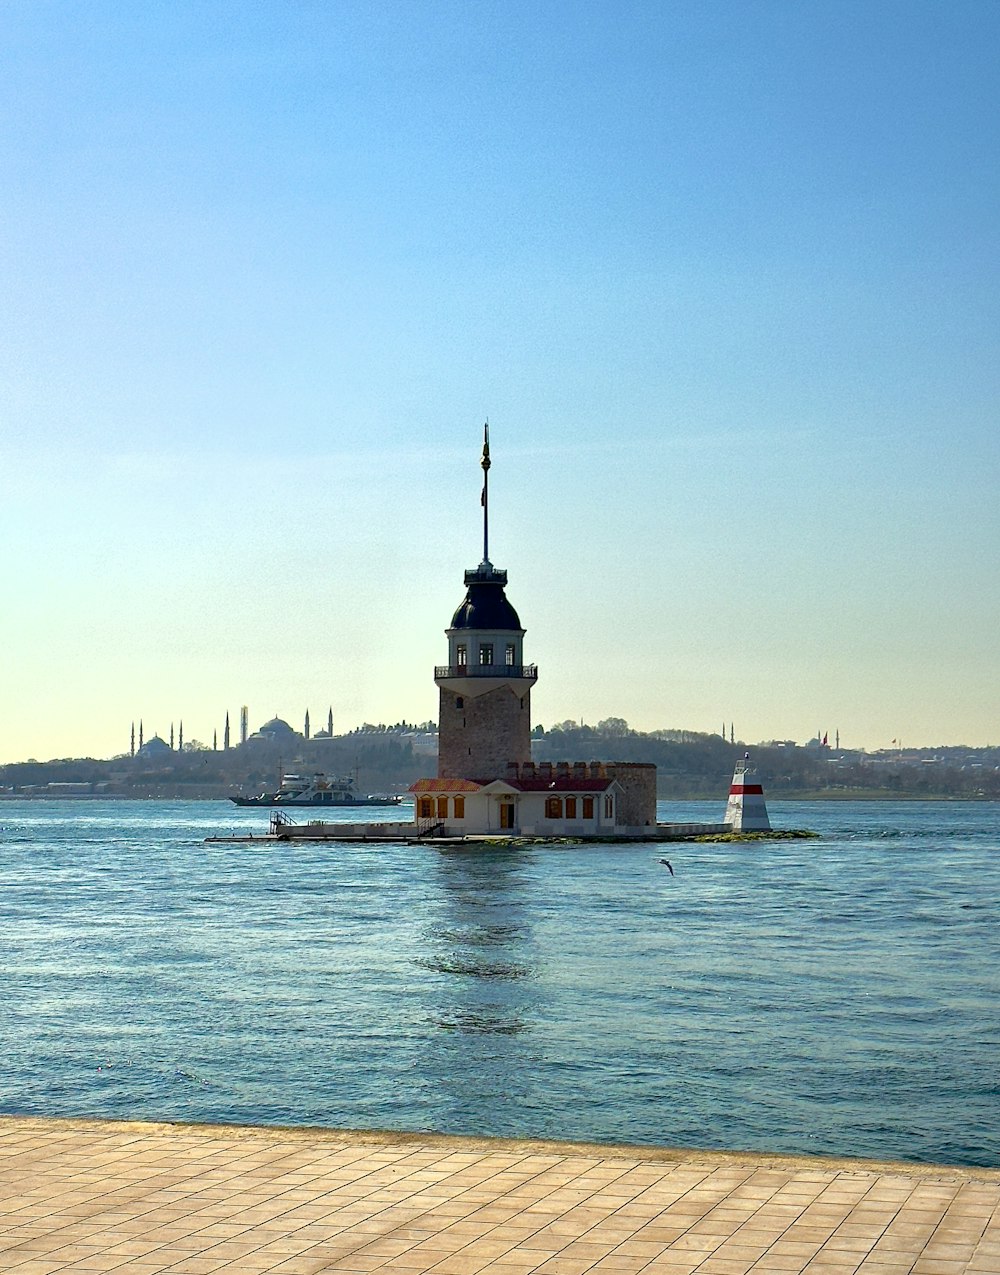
[{"left": 502, "top": 759, "right": 657, "bottom": 827}]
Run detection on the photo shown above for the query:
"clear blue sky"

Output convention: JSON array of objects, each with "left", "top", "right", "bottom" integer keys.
[{"left": 2, "top": 0, "right": 997, "bottom": 760}]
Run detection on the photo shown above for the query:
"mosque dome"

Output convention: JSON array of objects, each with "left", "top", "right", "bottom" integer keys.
[
  {"left": 450, "top": 580, "right": 522, "bottom": 631},
  {"left": 257, "top": 717, "right": 298, "bottom": 739}
]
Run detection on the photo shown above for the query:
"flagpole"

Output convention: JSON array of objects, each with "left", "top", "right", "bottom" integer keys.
[{"left": 481, "top": 420, "right": 491, "bottom": 564}]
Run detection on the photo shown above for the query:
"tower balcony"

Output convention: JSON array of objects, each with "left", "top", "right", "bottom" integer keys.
[{"left": 435, "top": 663, "right": 537, "bottom": 682}]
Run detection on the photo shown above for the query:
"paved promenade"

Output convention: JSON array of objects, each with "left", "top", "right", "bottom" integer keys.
[{"left": 0, "top": 1117, "right": 997, "bottom": 1274}]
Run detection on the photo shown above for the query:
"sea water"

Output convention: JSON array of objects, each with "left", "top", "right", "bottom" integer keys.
[{"left": 0, "top": 799, "right": 996, "bottom": 1166}]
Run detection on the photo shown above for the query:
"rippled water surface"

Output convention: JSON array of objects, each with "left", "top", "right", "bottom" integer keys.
[{"left": 0, "top": 799, "right": 997, "bottom": 1165}]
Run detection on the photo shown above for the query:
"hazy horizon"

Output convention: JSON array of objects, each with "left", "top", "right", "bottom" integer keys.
[{"left": 3, "top": 2, "right": 997, "bottom": 759}]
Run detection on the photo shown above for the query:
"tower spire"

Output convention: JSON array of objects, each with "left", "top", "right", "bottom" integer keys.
[{"left": 480, "top": 420, "right": 491, "bottom": 565}]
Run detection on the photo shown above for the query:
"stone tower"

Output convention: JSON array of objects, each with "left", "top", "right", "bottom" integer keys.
[{"left": 435, "top": 426, "right": 537, "bottom": 779}]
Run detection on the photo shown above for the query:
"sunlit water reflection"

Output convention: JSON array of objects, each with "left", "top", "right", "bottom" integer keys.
[{"left": 0, "top": 799, "right": 996, "bottom": 1164}]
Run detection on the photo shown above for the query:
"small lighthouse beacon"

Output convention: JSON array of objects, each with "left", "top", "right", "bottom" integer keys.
[
  {"left": 435, "top": 425, "right": 538, "bottom": 780},
  {"left": 724, "top": 753, "right": 772, "bottom": 832}
]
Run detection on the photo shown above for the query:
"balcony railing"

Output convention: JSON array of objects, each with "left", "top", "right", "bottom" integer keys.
[{"left": 435, "top": 664, "right": 538, "bottom": 681}]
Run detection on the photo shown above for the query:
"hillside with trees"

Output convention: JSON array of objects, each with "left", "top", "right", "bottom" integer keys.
[{"left": 2, "top": 719, "right": 998, "bottom": 800}]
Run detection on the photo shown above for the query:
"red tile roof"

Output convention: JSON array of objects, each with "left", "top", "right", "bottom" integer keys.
[
  {"left": 506, "top": 777, "right": 612, "bottom": 792},
  {"left": 409, "top": 778, "right": 482, "bottom": 793},
  {"left": 409, "top": 776, "right": 612, "bottom": 793}
]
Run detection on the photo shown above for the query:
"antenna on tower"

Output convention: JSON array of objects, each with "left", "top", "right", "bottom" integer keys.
[{"left": 480, "top": 420, "right": 491, "bottom": 565}]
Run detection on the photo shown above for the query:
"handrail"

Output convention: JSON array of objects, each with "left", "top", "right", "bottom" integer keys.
[
  {"left": 416, "top": 820, "right": 445, "bottom": 839},
  {"left": 435, "top": 664, "right": 538, "bottom": 680}
]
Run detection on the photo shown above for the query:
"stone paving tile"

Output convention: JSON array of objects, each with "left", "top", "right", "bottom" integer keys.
[{"left": 0, "top": 1117, "right": 997, "bottom": 1274}]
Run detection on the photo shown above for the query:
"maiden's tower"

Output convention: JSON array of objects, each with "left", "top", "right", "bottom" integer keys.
[
  {"left": 410, "top": 427, "right": 658, "bottom": 838},
  {"left": 434, "top": 427, "right": 536, "bottom": 781}
]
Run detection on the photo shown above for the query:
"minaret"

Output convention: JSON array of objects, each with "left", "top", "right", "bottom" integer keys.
[
  {"left": 178, "top": 721, "right": 184, "bottom": 751},
  {"left": 435, "top": 424, "right": 537, "bottom": 780},
  {"left": 304, "top": 709, "right": 311, "bottom": 740},
  {"left": 130, "top": 722, "right": 136, "bottom": 757},
  {"left": 139, "top": 720, "right": 144, "bottom": 749},
  {"left": 170, "top": 723, "right": 175, "bottom": 750},
  {"left": 213, "top": 729, "right": 218, "bottom": 751},
  {"left": 223, "top": 712, "right": 231, "bottom": 751},
  {"left": 327, "top": 707, "right": 334, "bottom": 736},
  {"left": 240, "top": 706, "right": 249, "bottom": 745}
]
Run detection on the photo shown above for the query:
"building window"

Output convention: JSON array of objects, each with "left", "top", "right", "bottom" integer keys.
[
  {"left": 456, "top": 696, "right": 464, "bottom": 709},
  {"left": 437, "top": 796, "right": 448, "bottom": 818},
  {"left": 505, "top": 643, "right": 515, "bottom": 666},
  {"left": 479, "top": 643, "right": 493, "bottom": 665},
  {"left": 545, "top": 796, "right": 563, "bottom": 819},
  {"left": 565, "top": 797, "right": 577, "bottom": 819},
  {"left": 457, "top": 644, "right": 467, "bottom": 666},
  {"left": 454, "top": 796, "right": 465, "bottom": 819},
  {"left": 583, "top": 796, "right": 594, "bottom": 819},
  {"left": 418, "top": 797, "right": 433, "bottom": 819},
  {"left": 604, "top": 795, "right": 614, "bottom": 818}
]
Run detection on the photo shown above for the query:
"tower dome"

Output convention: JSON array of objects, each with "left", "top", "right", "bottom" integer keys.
[{"left": 450, "top": 567, "right": 523, "bottom": 631}]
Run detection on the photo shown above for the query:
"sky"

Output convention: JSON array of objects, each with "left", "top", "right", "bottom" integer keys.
[{"left": 1, "top": 0, "right": 998, "bottom": 761}]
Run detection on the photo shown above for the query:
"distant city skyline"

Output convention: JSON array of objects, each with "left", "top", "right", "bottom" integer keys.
[
  {"left": 2, "top": 2, "right": 997, "bottom": 761},
  {"left": 6, "top": 708, "right": 982, "bottom": 766}
]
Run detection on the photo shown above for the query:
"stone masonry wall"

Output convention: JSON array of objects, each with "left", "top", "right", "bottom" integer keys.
[
  {"left": 604, "top": 762, "right": 658, "bottom": 827},
  {"left": 438, "top": 685, "right": 532, "bottom": 779}
]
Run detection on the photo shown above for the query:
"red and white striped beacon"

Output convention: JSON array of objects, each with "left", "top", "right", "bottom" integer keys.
[{"left": 724, "top": 753, "right": 771, "bottom": 832}]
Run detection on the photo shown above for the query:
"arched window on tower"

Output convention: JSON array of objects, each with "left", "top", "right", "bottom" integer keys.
[
  {"left": 505, "top": 643, "right": 515, "bottom": 666},
  {"left": 457, "top": 644, "right": 467, "bottom": 666},
  {"left": 479, "top": 643, "right": 493, "bottom": 666}
]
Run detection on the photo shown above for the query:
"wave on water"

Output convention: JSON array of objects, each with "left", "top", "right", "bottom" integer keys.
[{"left": 0, "top": 797, "right": 997, "bottom": 1166}]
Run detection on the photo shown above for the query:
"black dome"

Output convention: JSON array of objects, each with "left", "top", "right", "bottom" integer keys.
[{"left": 451, "top": 580, "right": 522, "bottom": 631}]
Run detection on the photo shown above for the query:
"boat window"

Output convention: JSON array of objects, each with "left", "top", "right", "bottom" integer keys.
[{"left": 479, "top": 643, "right": 493, "bottom": 665}]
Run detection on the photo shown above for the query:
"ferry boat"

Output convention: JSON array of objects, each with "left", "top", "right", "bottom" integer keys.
[{"left": 231, "top": 773, "right": 403, "bottom": 807}]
